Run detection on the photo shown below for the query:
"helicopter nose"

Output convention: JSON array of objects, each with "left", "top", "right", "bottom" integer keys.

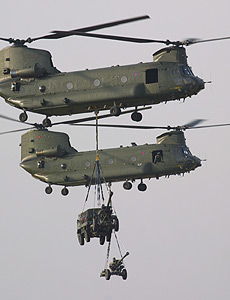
[
  {"left": 195, "top": 76, "right": 205, "bottom": 90},
  {"left": 183, "top": 156, "right": 202, "bottom": 171}
]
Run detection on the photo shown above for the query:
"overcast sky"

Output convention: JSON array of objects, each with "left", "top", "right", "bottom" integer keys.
[{"left": 0, "top": 1, "right": 230, "bottom": 299}]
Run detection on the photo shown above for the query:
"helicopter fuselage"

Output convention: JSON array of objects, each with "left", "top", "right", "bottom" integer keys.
[
  {"left": 0, "top": 45, "right": 204, "bottom": 120},
  {"left": 19, "top": 128, "right": 201, "bottom": 193}
]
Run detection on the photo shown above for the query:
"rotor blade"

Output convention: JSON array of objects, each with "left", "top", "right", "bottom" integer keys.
[
  {"left": 0, "top": 127, "right": 34, "bottom": 135},
  {"left": 182, "top": 119, "right": 206, "bottom": 129},
  {"left": 184, "top": 36, "right": 230, "bottom": 46},
  {"left": 189, "top": 123, "right": 230, "bottom": 129},
  {"left": 66, "top": 15, "right": 150, "bottom": 33},
  {"left": 30, "top": 15, "right": 151, "bottom": 43},
  {"left": 48, "top": 30, "right": 170, "bottom": 44},
  {"left": 70, "top": 120, "right": 230, "bottom": 131},
  {"left": 70, "top": 123, "right": 169, "bottom": 130},
  {"left": 51, "top": 106, "right": 152, "bottom": 126}
]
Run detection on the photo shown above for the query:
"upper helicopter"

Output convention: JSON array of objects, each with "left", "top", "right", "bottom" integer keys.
[{"left": 0, "top": 15, "right": 229, "bottom": 127}]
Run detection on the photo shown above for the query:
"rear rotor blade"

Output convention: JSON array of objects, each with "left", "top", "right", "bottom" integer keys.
[{"left": 0, "top": 127, "right": 34, "bottom": 135}]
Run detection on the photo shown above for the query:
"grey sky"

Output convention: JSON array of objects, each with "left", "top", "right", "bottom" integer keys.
[{"left": 0, "top": 0, "right": 230, "bottom": 299}]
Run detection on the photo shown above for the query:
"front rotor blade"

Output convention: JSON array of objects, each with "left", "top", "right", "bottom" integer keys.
[
  {"left": 182, "top": 119, "right": 206, "bottom": 129},
  {"left": 64, "top": 15, "right": 150, "bottom": 33},
  {"left": 31, "top": 15, "right": 151, "bottom": 43},
  {"left": 190, "top": 123, "right": 230, "bottom": 129},
  {"left": 184, "top": 36, "right": 230, "bottom": 45}
]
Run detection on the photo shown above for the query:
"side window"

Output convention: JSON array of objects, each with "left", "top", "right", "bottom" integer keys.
[
  {"left": 146, "top": 69, "right": 158, "bottom": 84},
  {"left": 152, "top": 150, "right": 163, "bottom": 163}
]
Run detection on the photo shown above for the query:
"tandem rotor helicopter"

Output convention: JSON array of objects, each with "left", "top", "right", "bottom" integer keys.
[
  {"left": 1, "top": 113, "right": 230, "bottom": 196},
  {"left": 0, "top": 15, "right": 229, "bottom": 127}
]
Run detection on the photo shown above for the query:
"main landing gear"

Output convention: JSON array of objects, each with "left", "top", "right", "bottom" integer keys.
[
  {"left": 45, "top": 185, "right": 69, "bottom": 196},
  {"left": 123, "top": 180, "right": 147, "bottom": 191},
  {"left": 109, "top": 105, "right": 143, "bottom": 122}
]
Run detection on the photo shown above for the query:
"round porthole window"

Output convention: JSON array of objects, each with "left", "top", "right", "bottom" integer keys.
[
  {"left": 94, "top": 79, "right": 101, "bottom": 87},
  {"left": 121, "top": 76, "right": 127, "bottom": 83},
  {"left": 67, "top": 82, "right": 73, "bottom": 90}
]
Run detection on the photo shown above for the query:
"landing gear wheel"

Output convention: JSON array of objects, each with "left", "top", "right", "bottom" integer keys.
[
  {"left": 110, "top": 106, "right": 121, "bottom": 116},
  {"left": 61, "top": 187, "right": 69, "bottom": 196},
  {"left": 122, "top": 269, "right": 127, "bottom": 280},
  {"left": 84, "top": 230, "right": 90, "bottom": 243},
  {"left": 45, "top": 186, "right": 53, "bottom": 194},
  {"left": 105, "top": 269, "right": 111, "bottom": 280},
  {"left": 99, "top": 235, "right": 105, "bottom": 245},
  {"left": 131, "top": 111, "right": 142, "bottom": 122},
  {"left": 42, "top": 117, "right": 52, "bottom": 127},
  {"left": 19, "top": 112, "right": 28, "bottom": 122},
  {"left": 123, "top": 181, "right": 132, "bottom": 190},
  {"left": 77, "top": 233, "right": 84, "bottom": 246},
  {"left": 138, "top": 182, "right": 147, "bottom": 192}
]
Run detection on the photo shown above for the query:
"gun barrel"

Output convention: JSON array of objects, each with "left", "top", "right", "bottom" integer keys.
[{"left": 118, "top": 252, "right": 129, "bottom": 263}]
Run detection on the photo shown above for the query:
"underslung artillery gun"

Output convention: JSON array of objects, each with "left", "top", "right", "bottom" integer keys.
[
  {"left": 77, "top": 192, "right": 119, "bottom": 246},
  {"left": 100, "top": 252, "right": 129, "bottom": 280}
]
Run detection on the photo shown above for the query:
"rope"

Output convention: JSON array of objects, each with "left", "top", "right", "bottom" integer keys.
[
  {"left": 114, "top": 232, "right": 123, "bottom": 258},
  {"left": 105, "top": 240, "right": 112, "bottom": 269}
]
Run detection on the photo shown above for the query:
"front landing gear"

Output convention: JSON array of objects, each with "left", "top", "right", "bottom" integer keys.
[{"left": 123, "top": 181, "right": 132, "bottom": 190}]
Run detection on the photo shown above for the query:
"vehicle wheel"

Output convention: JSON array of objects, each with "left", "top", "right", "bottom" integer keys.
[
  {"left": 42, "top": 117, "right": 52, "bottom": 127},
  {"left": 99, "top": 235, "right": 105, "bottom": 245},
  {"left": 61, "top": 187, "right": 69, "bottom": 196},
  {"left": 106, "top": 231, "right": 112, "bottom": 242},
  {"left": 84, "top": 230, "right": 90, "bottom": 243},
  {"left": 113, "top": 217, "right": 119, "bottom": 232},
  {"left": 138, "top": 182, "right": 147, "bottom": 192},
  {"left": 45, "top": 186, "right": 53, "bottom": 194},
  {"left": 131, "top": 111, "right": 142, "bottom": 122},
  {"left": 122, "top": 269, "right": 127, "bottom": 280},
  {"left": 77, "top": 233, "right": 84, "bottom": 246},
  {"left": 110, "top": 106, "right": 121, "bottom": 116},
  {"left": 123, "top": 181, "right": 132, "bottom": 190},
  {"left": 19, "top": 112, "right": 28, "bottom": 122},
  {"left": 105, "top": 269, "right": 111, "bottom": 280}
]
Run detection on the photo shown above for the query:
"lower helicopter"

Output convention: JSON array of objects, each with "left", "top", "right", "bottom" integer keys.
[{"left": 1, "top": 113, "right": 229, "bottom": 195}]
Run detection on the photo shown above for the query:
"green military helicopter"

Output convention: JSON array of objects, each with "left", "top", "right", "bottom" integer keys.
[
  {"left": 0, "top": 15, "right": 229, "bottom": 126},
  {"left": 1, "top": 113, "right": 230, "bottom": 195}
]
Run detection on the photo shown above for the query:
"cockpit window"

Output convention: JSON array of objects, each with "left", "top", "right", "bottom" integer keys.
[
  {"left": 179, "top": 66, "right": 194, "bottom": 76},
  {"left": 174, "top": 146, "right": 191, "bottom": 158}
]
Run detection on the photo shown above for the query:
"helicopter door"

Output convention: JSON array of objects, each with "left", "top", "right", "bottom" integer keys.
[{"left": 152, "top": 150, "right": 163, "bottom": 164}]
